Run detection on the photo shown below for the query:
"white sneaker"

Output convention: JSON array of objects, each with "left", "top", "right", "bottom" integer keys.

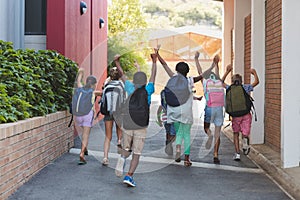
[
  {"left": 233, "top": 153, "right": 241, "bottom": 161},
  {"left": 242, "top": 137, "right": 250, "bottom": 155},
  {"left": 115, "top": 157, "right": 125, "bottom": 177}
]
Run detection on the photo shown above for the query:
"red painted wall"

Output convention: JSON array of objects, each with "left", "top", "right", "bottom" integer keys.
[{"left": 47, "top": 0, "right": 108, "bottom": 121}]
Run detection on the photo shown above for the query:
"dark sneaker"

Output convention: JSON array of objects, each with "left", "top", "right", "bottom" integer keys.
[
  {"left": 175, "top": 151, "right": 181, "bottom": 162},
  {"left": 213, "top": 157, "right": 220, "bottom": 164},
  {"left": 233, "top": 153, "right": 241, "bottom": 161},
  {"left": 123, "top": 175, "right": 136, "bottom": 187}
]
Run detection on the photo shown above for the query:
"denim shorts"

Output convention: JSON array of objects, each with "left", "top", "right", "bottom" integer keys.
[
  {"left": 164, "top": 122, "right": 176, "bottom": 136},
  {"left": 204, "top": 106, "right": 224, "bottom": 127}
]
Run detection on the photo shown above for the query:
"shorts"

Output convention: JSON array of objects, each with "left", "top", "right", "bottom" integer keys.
[
  {"left": 204, "top": 106, "right": 224, "bottom": 127},
  {"left": 232, "top": 113, "right": 252, "bottom": 136},
  {"left": 122, "top": 128, "right": 147, "bottom": 155},
  {"left": 75, "top": 110, "right": 94, "bottom": 127},
  {"left": 104, "top": 114, "right": 114, "bottom": 121},
  {"left": 164, "top": 122, "right": 176, "bottom": 136}
]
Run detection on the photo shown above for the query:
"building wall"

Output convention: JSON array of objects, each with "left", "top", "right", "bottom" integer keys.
[
  {"left": 281, "top": 0, "right": 300, "bottom": 168},
  {"left": 0, "top": 0, "right": 24, "bottom": 49},
  {"left": 265, "top": 0, "right": 282, "bottom": 151},
  {"left": 47, "top": 0, "right": 108, "bottom": 120},
  {"left": 244, "top": 15, "right": 251, "bottom": 84}
]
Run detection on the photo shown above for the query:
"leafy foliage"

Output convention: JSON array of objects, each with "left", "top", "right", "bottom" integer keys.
[
  {"left": 142, "top": 0, "right": 222, "bottom": 29},
  {"left": 108, "top": 0, "right": 148, "bottom": 78},
  {"left": 0, "top": 40, "right": 78, "bottom": 123}
]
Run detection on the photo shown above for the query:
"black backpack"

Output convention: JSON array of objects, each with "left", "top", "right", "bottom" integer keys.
[
  {"left": 225, "top": 84, "right": 257, "bottom": 120},
  {"left": 164, "top": 73, "right": 190, "bottom": 107},
  {"left": 122, "top": 86, "right": 149, "bottom": 130},
  {"left": 100, "top": 81, "right": 125, "bottom": 116}
]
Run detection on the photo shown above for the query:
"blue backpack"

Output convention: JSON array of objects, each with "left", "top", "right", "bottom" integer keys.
[{"left": 71, "top": 87, "right": 94, "bottom": 116}]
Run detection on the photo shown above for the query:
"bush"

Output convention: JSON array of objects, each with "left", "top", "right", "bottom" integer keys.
[{"left": 0, "top": 40, "right": 78, "bottom": 123}]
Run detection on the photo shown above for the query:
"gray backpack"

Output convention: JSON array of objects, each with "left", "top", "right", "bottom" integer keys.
[{"left": 164, "top": 73, "right": 190, "bottom": 107}]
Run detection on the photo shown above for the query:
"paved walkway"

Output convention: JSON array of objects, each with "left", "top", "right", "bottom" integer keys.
[{"left": 8, "top": 96, "right": 294, "bottom": 200}]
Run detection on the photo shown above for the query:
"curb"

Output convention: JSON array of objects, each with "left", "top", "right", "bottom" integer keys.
[{"left": 222, "top": 127, "right": 300, "bottom": 200}]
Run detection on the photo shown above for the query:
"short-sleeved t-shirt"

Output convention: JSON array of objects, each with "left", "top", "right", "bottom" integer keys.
[{"left": 124, "top": 80, "right": 155, "bottom": 105}]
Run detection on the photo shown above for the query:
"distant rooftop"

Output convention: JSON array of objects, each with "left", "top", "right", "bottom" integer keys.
[{"left": 147, "top": 25, "right": 222, "bottom": 40}]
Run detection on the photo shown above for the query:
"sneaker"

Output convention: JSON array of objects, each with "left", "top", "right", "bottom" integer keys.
[
  {"left": 213, "top": 157, "right": 220, "bottom": 164},
  {"left": 102, "top": 158, "right": 109, "bottom": 166},
  {"left": 242, "top": 137, "right": 250, "bottom": 155},
  {"left": 123, "top": 175, "right": 136, "bottom": 187},
  {"left": 205, "top": 134, "right": 213, "bottom": 149},
  {"left": 115, "top": 157, "right": 125, "bottom": 177},
  {"left": 233, "top": 153, "right": 241, "bottom": 161}
]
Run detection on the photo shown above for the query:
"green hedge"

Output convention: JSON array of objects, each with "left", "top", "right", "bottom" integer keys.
[{"left": 0, "top": 40, "right": 78, "bottom": 123}]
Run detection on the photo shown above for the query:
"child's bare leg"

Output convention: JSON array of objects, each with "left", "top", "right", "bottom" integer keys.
[{"left": 233, "top": 132, "right": 240, "bottom": 153}]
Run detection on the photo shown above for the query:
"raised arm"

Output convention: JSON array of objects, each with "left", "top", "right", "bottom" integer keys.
[
  {"left": 194, "top": 51, "right": 203, "bottom": 75},
  {"left": 114, "top": 55, "right": 127, "bottom": 83},
  {"left": 213, "top": 55, "right": 220, "bottom": 79},
  {"left": 76, "top": 68, "right": 84, "bottom": 88},
  {"left": 149, "top": 53, "right": 157, "bottom": 83},
  {"left": 221, "top": 64, "right": 233, "bottom": 86},
  {"left": 155, "top": 47, "right": 174, "bottom": 77},
  {"left": 134, "top": 60, "right": 141, "bottom": 72},
  {"left": 250, "top": 68, "right": 260, "bottom": 88}
]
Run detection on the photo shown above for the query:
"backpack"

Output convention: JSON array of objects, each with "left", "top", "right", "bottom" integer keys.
[
  {"left": 122, "top": 86, "right": 149, "bottom": 130},
  {"left": 203, "top": 77, "right": 225, "bottom": 107},
  {"left": 71, "top": 87, "right": 94, "bottom": 116},
  {"left": 100, "top": 80, "right": 125, "bottom": 116},
  {"left": 164, "top": 73, "right": 190, "bottom": 107},
  {"left": 225, "top": 84, "right": 257, "bottom": 120}
]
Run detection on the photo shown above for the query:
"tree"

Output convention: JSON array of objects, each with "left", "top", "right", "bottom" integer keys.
[
  {"left": 108, "top": 0, "right": 147, "bottom": 37},
  {"left": 108, "top": 0, "right": 148, "bottom": 77}
]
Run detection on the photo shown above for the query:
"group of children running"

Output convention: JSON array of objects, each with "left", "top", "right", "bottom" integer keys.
[{"left": 73, "top": 45, "right": 259, "bottom": 187}]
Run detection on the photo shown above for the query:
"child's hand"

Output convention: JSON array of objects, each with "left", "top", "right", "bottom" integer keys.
[
  {"left": 134, "top": 60, "right": 141, "bottom": 71},
  {"left": 226, "top": 64, "right": 233, "bottom": 72},
  {"left": 78, "top": 68, "right": 84, "bottom": 73},
  {"left": 151, "top": 53, "right": 157, "bottom": 63},
  {"left": 195, "top": 51, "right": 200, "bottom": 59},
  {"left": 213, "top": 55, "right": 220, "bottom": 64},
  {"left": 154, "top": 44, "right": 161, "bottom": 54},
  {"left": 114, "top": 54, "right": 121, "bottom": 61}
]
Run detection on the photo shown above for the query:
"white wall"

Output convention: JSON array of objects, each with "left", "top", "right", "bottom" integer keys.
[
  {"left": 24, "top": 36, "right": 46, "bottom": 50},
  {"left": 0, "top": 0, "right": 25, "bottom": 49},
  {"left": 250, "top": 0, "right": 265, "bottom": 145},
  {"left": 233, "top": 0, "right": 251, "bottom": 75},
  {"left": 222, "top": 0, "right": 234, "bottom": 71},
  {"left": 281, "top": 0, "right": 300, "bottom": 168}
]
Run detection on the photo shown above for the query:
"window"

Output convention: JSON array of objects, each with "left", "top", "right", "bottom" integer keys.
[{"left": 25, "top": 0, "right": 47, "bottom": 35}]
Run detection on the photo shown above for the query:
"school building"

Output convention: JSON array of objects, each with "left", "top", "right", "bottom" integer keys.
[
  {"left": 0, "top": 1, "right": 299, "bottom": 198},
  {"left": 220, "top": 0, "right": 300, "bottom": 169}
]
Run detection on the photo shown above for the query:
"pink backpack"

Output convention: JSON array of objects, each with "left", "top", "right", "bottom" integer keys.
[{"left": 204, "top": 78, "right": 225, "bottom": 107}]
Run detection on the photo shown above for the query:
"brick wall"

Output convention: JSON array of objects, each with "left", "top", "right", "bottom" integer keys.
[
  {"left": 0, "top": 111, "right": 74, "bottom": 200},
  {"left": 244, "top": 14, "right": 251, "bottom": 84},
  {"left": 265, "top": 0, "right": 282, "bottom": 151}
]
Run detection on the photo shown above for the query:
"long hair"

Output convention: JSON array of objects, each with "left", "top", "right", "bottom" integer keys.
[{"left": 84, "top": 75, "right": 97, "bottom": 89}]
